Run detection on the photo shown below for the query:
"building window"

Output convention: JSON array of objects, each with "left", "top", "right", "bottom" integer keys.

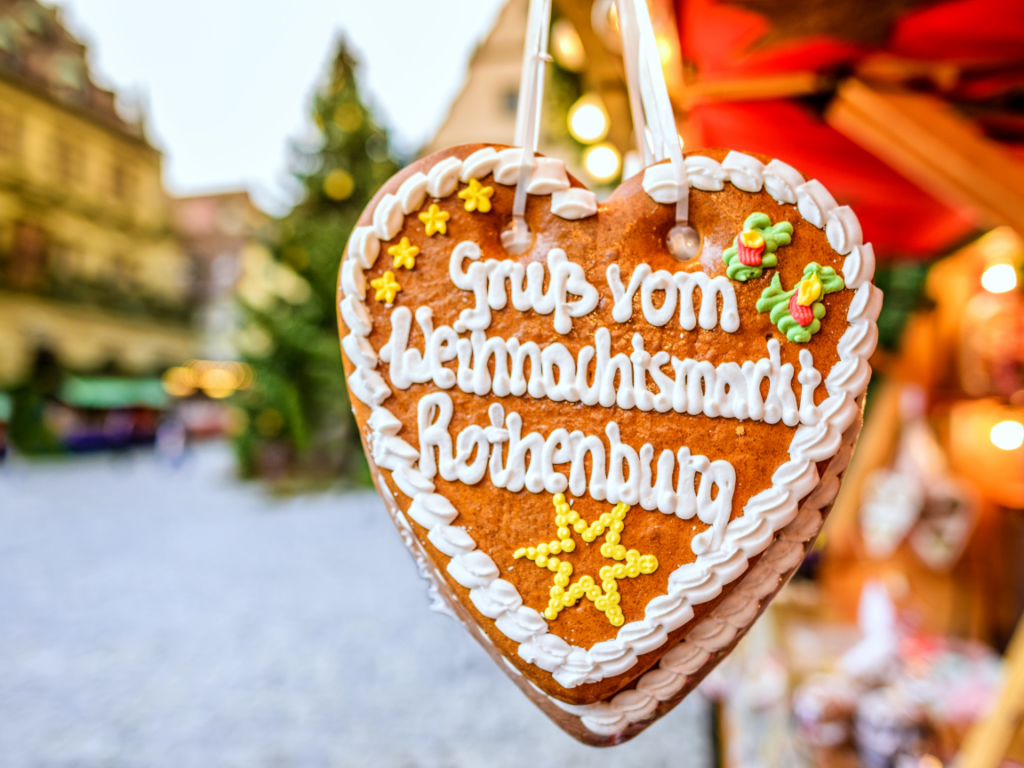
[
  {"left": 0, "top": 111, "right": 22, "bottom": 158},
  {"left": 7, "top": 222, "right": 49, "bottom": 292},
  {"left": 54, "top": 137, "right": 81, "bottom": 185},
  {"left": 113, "top": 252, "right": 137, "bottom": 290},
  {"left": 53, "top": 54, "right": 85, "bottom": 91},
  {"left": 0, "top": 19, "right": 17, "bottom": 55},
  {"left": 49, "top": 241, "right": 80, "bottom": 278},
  {"left": 503, "top": 87, "right": 519, "bottom": 115},
  {"left": 111, "top": 164, "right": 132, "bottom": 200}
]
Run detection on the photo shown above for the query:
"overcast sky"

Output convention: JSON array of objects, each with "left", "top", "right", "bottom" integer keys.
[{"left": 55, "top": 0, "right": 507, "bottom": 212}]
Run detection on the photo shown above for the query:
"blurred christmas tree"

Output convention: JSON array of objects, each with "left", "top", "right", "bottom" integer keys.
[{"left": 233, "top": 42, "right": 400, "bottom": 484}]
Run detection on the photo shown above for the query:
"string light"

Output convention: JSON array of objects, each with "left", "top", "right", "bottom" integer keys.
[
  {"left": 990, "top": 420, "right": 1024, "bottom": 450},
  {"left": 551, "top": 19, "right": 586, "bottom": 72},
  {"left": 568, "top": 93, "right": 609, "bottom": 144},
  {"left": 583, "top": 142, "right": 621, "bottom": 183},
  {"left": 981, "top": 263, "right": 1017, "bottom": 293},
  {"left": 656, "top": 33, "right": 673, "bottom": 65},
  {"left": 161, "top": 361, "right": 254, "bottom": 400}
]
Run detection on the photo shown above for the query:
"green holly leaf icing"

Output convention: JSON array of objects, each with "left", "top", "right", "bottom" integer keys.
[
  {"left": 722, "top": 212, "right": 794, "bottom": 282},
  {"left": 755, "top": 262, "right": 845, "bottom": 343}
]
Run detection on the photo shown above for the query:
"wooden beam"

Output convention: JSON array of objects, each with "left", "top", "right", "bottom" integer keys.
[
  {"left": 957, "top": 612, "right": 1024, "bottom": 768},
  {"left": 680, "top": 71, "right": 831, "bottom": 110},
  {"left": 854, "top": 54, "right": 961, "bottom": 91},
  {"left": 827, "top": 78, "right": 1024, "bottom": 237}
]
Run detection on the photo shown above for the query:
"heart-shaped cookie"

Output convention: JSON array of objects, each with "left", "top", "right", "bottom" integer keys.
[{"left": 337, "top": 145, "right": 880, "bottom": 745}]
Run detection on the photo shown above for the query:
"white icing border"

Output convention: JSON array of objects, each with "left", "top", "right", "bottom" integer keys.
[{"left": 339, "top": 148, "right": 880, "bottom": 708}]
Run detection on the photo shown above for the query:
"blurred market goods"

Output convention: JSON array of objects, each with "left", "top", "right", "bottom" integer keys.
[
  {"left": 859, "top": 390, "right": 977, "bottom": 571},
  {"left": 230, "top": 43, "right": 400, "bottom": 484},
  {"left": 819, "top": 225, "right": 1024, "bottom": 656},
  {"left": 854, "top": 688, "right": 927, "bottom": 768},
  {"left": 792, "top": 674, "right": 858, "bottom": 748},
  {"left": 706, "top": 583, "right": 1003, "bottom": 768}
]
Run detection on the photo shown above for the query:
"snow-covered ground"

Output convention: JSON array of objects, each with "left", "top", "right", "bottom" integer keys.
[{"left": 0, "top": 443, "right": 712, "bottom": 767}]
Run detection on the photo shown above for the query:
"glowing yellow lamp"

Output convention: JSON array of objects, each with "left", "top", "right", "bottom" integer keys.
[
  {"left": 981, "top": 263, "right": 1017, "bottom": 293},
  {"left": 991, "top": 420, "right": 1024, "bottom": 450}
]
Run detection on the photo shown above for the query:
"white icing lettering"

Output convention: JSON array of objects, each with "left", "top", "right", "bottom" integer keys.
[
  {"left": 607, "top": 264, "right": 740, "bottom": 333},
  {"left": 449, "top": 242, "right": 599, "bottom": 334},
  {"left": 383, "top": 316, "right": 821, "bottom": 427},
  {"left": 416, "top": 392, "right": 736, "bottom": 551}
]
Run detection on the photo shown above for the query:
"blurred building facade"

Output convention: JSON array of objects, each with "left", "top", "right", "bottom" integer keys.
[
  {"left": 172, "top": 191, "right": 269, "bottom": 363},
  {"left": 0, "top": 1, "right": 196, "bottom": 387},
  {"left": 426, "top": 0, "right": 528, "bottom": 154},
  {"left": 0, "top": 2, "right": 271, "bottom": 452}
]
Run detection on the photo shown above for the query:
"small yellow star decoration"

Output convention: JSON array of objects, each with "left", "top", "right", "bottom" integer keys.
[
  {"left": 457, "top": 178, "right": 494, "bottom": 213},
  {"left": 370, "top": 270, "right": 401, "bottom": 304},
  {"left": 513, "top": 493, "right": 659, "bottom": 627},
  {"left": 418, "top": 203, "right": 450, "bottom": 236},
  {"left": 387, "top": 237, "right": 419, "bottom": 270}
]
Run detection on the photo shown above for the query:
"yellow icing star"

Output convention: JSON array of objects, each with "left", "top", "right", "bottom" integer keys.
[
  {"left": 512, "top": 494, "right": 659, "bottom": 627},
  {"left": 387, "top": 237, "right": 419, "bottom": 270},
  {"left": 370, "top": 270, "right": 401, "bottom": 304},
  {"left": 418, "top": 203, "right": 450, "bottom": 236},
  {"left": 457, "top": 178, "right": 494, "bottom": 213}
]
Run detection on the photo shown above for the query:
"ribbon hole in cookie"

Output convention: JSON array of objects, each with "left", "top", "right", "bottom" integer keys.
[
  {"left": 667, "top": 223, "right": 701, "bottom": 261},
  {"left": 501, "top": 217, "right": 535, "bottom": 256}
]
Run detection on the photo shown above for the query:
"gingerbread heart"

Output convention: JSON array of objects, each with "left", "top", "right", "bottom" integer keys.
[{"left": 337, "top": 145, "right": 880, "bottom": 745}]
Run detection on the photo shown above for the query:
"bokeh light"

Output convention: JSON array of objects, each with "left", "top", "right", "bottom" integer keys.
[
  {"left": 583, "top": 142, "right": 621, "bottom": 183},
  {"left": 551, "top": 19, "right": 586, "bottom": 72},
  {"left": 990, "top": 420, "right": 1024, "bottom": 450},
  {"left": 981, "top": 263, "right": 1017, "bottom": 293},
  {"left": 333, "top": 103, "right": 362, "bottom": 132},
  {"left": 568, "top": 94, "right": 609, "bottom": 144},
  {"left": 161, "top": 361, "right": 254, "bottom": 400},
  {"left": 324, "top": 169, "right": 355, "bottom": 200},
  {"left": 656, "top": 34, "right": 673, "bottom": 65}
]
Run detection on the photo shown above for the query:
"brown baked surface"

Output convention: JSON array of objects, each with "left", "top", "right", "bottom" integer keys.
[{"left": 338, "top": 145, "right": 851, "bottom": 705}]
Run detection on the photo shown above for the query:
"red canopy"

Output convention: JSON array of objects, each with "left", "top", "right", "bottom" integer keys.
[{"left": 674, "top": 0, "right": 1024, "bottom": 260}]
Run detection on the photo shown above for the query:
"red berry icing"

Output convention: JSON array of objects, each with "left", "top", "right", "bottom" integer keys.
[
  {"left": 736, "top": 230, "right": 765, "bottom": 267},
  {"left": 737, "top": 240, "right": 764, "bottom": 266},
  {"left": 788, "top": 294, "right": 814, "bottom": 327}
]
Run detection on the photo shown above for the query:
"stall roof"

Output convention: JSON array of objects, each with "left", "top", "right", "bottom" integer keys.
[
  {"left": 674, "top": 0, "right": 1024, "bottom": 260},
  {"left": 59, "top": 376, "right": 170, "bottom": 411}
]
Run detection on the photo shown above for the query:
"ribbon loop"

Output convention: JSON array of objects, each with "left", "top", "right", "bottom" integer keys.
[
  {"left": 510, "top": 0, "right": 695, "bottom": 258},
  {"left": 505, "top": 0, "right": 553, "bottom": 255}
]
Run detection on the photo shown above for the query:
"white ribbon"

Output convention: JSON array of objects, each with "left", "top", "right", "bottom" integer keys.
[
  {"left": 622, "top": 0, "right": 689, "bottom": 226},
  {"left": 506, "top": 0, "right": 553, "bottom": 253},
  {"left": 616, "top": 0, "right": 653, "bottom": 168}
]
